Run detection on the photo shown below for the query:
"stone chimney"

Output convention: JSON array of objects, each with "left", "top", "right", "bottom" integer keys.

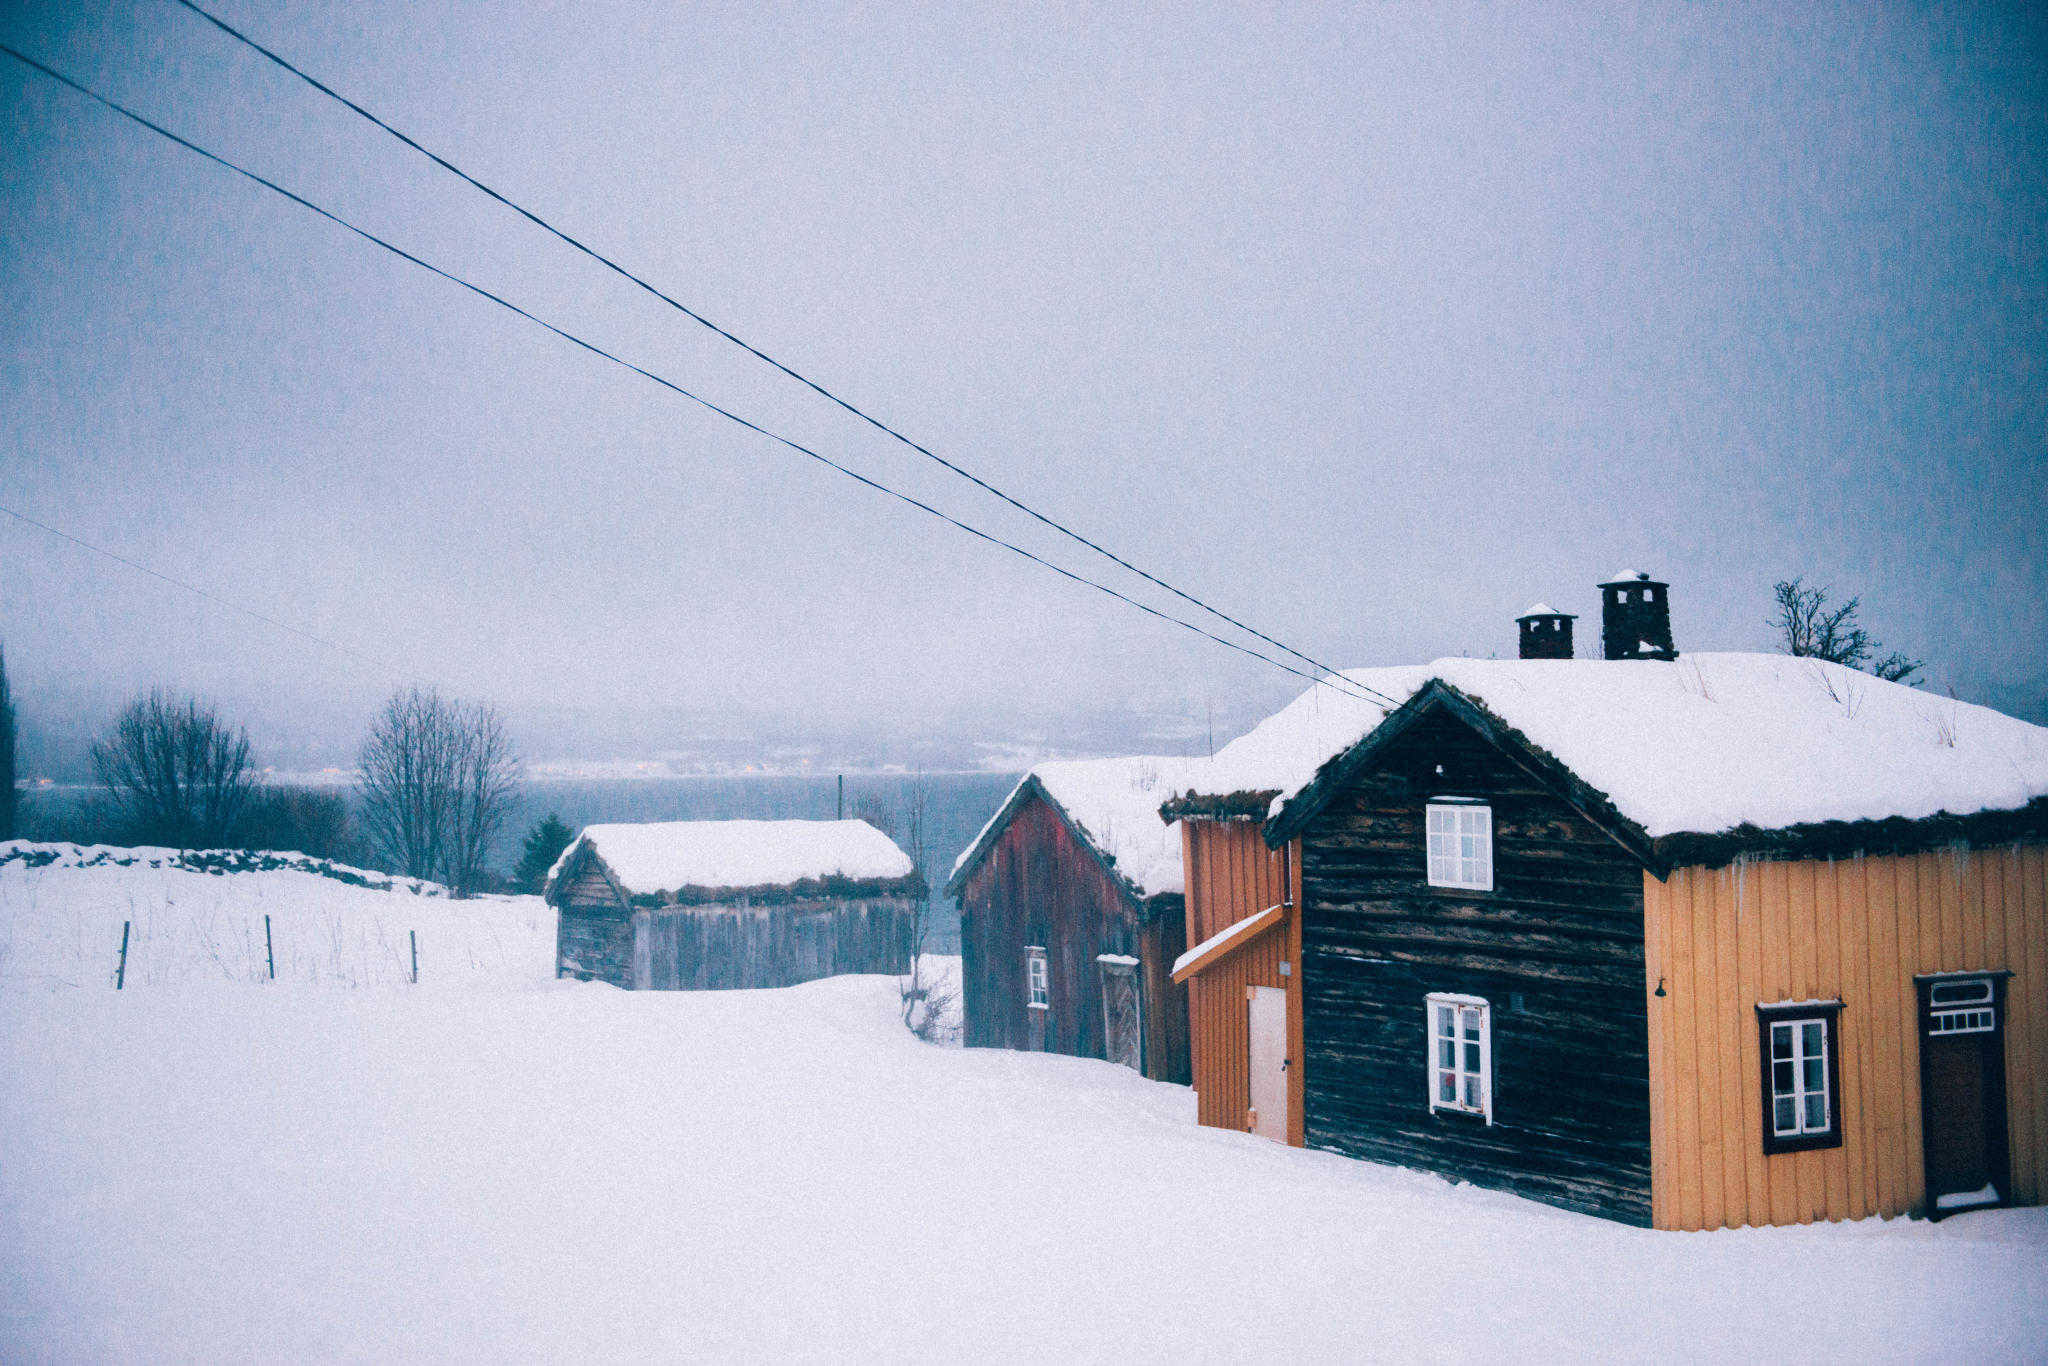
[
  {"left": 1515, "top": 603, "right": 1576, "bottom": 659},
  {"left": 1598, "top": 570, "right": 1677, "bottom": 661}
]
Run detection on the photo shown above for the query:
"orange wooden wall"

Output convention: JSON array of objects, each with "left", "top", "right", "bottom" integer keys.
[
  {"left": 1182, "top": 820, "right": 1305, "bottom": 1144},
  {"left": 1644, "top": 844, "right": 2047, "bottom": 1230}
]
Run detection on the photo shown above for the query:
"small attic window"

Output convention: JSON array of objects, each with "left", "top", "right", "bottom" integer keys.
[
  {"left": 1644, "top": 588, "right": 1655, "bottom": 601},
  {"left": 1427, "top": 804, "right": 1493, "bottom": 891}
]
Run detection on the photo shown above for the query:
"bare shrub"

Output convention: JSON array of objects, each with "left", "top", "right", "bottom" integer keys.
[
  {"left": 90, "top": 691, "right": 252, "bottom": 848},
  {"left": 909, "top": 961, "right": 959, "bottom": 1044},
  {"left": 356, "top": 687, "right": 520, "bottom": 896},
  {"left": 894, "top": 773, "right": 939, "bottom": 1028},
  {"left": 1770, "top": 578, "right": 1922, "bottom": 684},
  {"left": 234, "top": 786, "right": 363, "bottom": 863}
]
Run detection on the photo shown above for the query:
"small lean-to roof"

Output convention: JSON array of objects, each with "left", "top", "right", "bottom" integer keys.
[
  {"left": 551, "top": 819, "right": 912, "bottom": 896},
  {"left": 947, "top": 755, "right": 1208, "bottom": 900},
  {"left": 1172, "top": 654, "right": 2048, "bottom": 845}
]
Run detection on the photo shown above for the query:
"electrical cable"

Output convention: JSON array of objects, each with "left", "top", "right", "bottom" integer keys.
[
  {"left": 167, "top": 0, "right": 1400, "bottom": 712},
  {"left": 1, "top": 43, "right": 1392, "bottom": 708},
  {"left": 0, "top": 504, "right": 402, "bottom": 674}
]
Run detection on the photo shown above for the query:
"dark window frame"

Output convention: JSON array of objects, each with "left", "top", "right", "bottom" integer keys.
[{"left": 1755, "top": 1000, "right": 1845, "bottom": 1155}]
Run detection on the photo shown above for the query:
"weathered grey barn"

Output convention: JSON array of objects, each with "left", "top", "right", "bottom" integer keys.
[{"left": 545, "top": 820, "right": 925, "bottom": 990}]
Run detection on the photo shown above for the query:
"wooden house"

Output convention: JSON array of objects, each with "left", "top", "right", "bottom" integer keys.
[
  {"left": 1166, "top": 640, "right": 2048, "bottom": 1229},
  {"left": 946, "top": 757, "right": 1200, "bottom": 1083},
  {"left": 545, "top": 820, "right": 923, "bottom": 990}
]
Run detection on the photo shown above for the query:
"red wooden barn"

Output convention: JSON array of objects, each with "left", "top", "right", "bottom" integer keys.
[{"left": 946, "top": 757, "right": 1201, "bottom": 1083}]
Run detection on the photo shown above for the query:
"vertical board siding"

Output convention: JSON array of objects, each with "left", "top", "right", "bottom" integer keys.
[
  {"left": 1297, "top": 712, "right": 1653, "bottom": 1225},
  {"left": 959, "top": 790, "right": 1189, "bottom": 1082},
  {"left": 1645, "top": 844, "right": 2048, "bottom": 1229},
  {"left": 1183, "top": 821, "right": 1288, "bottom": 1134},
  {"left": 639, "top": 898, "right": 916, "bottom": 989}
]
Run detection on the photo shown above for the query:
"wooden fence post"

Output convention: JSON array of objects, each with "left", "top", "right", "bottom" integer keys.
[
  {"left": 116, "top": 920, "right": 130, "bottom": 990},
  {"left": 265, "top": 914, "right": 275, "bottom": 980},
  {"left": 410, "top": 930, "right": 418, "bottom": 985}
]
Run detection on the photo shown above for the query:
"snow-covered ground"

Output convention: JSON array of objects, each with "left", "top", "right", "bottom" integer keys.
[{"left": 3, "top": 847, "right": 2043, "bottom": 1364}]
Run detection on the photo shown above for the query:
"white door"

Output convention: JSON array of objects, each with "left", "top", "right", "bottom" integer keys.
[{"left": 1248, "top": 985, "right": 1288, "bottom": 1142}]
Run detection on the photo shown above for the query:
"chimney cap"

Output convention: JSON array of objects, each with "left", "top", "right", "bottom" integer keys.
[
  {"left": 1601, "top": 568, "right": 1659, "bottom": 585},
  {"left": 1517, "top": 602, "right": 1575, "bottom": 620}
]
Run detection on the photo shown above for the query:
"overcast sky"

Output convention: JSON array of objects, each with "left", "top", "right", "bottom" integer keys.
[{"left": 4, "top": 1, "right": 2043, "bottom": 766}]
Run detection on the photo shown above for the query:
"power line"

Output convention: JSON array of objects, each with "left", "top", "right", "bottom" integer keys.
[
  {"left": 167, "top": 0, "right": 1400, "bottom": 712},
  {"left": 0, "top": 504, "right": 401, "bottom": 674},
  {"left": 1, "top": 43, "right": 1389, "bottom": 708}
]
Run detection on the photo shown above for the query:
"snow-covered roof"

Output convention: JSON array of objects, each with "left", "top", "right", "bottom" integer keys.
[
  {"left": 1520, "top": 602, "right": 1564, "bottom": 618},
  {"left": 1173, "top": 654, "right": 2048, "bottom": 841},
  {"left": 949, "top": 755, "right": 1210, "bottom": 898},
  {"left": 557, "top": 820, "right": 913, "bottom": 895}
]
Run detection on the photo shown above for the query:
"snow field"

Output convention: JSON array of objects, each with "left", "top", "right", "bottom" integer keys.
[
  {"left": 0, "top": 844, "right": 550, "bottom": 991},
  {"left": 2, "top": 857, "right": 2044, "bottom": 1364}
]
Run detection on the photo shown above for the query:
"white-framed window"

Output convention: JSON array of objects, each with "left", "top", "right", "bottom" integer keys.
[
  {"left": 1755, "top": 1001, "right": 1842, "bottom": 1154},
  {"left": 1928, "top": 978, "right": 1995, "bottom": 1035},
  {"left": 1426, "top": 993, "right": 1491, "bottom": 1123},
  {"left": 1026, "top": 946, "right": 1049, "bottom": 1010},
  {"left": 1426, "top": 803, "right": 1493, "bottom": 891},
  {"left": 1769, "top": 1019, "right": 1830, "bottom": 1137}
]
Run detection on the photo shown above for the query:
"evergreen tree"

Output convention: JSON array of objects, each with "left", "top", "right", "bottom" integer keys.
[
  {"left": 514, "top": 813, "right": 576, "bottom": 894},
  {"left": 0, "top": 645, "right": 16, "bottom": 842}
]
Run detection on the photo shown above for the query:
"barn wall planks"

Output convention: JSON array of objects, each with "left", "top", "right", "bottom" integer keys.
[
  {"left": 1138, "top": 911, "right": 1193, "bottom": 1086},
  {"left": 958, "top": 790, "right": 1190, "bottom": 1082},
  {"left": 1181, "top": 820, "right": 1295, "bottom": 1135},
  {"left": 557, "top": 861, "right": 634, "bottom": 983},
  {"left": 552, "top": 841, "right": 916, "bottom": 990},
  {"left": 1298, "top": 710, "right": 1653, "bottom": 1225},
  {"left": 1644, "top": 844, "right": 2048, "bottom": 1229},
  {"left": 637, "top": 898, "right": 917, "bottom": 990}
]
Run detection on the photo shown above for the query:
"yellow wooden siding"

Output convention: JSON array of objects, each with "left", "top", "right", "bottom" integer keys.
[
  {"left": 1645, "top": 844, "right": 2047, "bottom": 1230},
  {"left": 1181, "top": 821, "right": 1304, "bottom": 1144}
]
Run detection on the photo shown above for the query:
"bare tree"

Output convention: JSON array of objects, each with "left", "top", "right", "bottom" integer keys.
[
  {"left": 91, "top": 690, "right": 253, "bottom": 848},
  {"left": 357, "top": 686, "right": 520, "bottom": 896},
  {"left": 850, "top": 788, "right": 897, "bottom": 842},
  {"left": 0, "top": 644, "right": 16, "bottom": 842},
  {"left": 1770, "top": 578, "right": 1922, "bottom": 685},
  {"left": 444, "top": 701, "right": 520, "bottom": 896},
  {"left": 895, "top": 771, "right": 941, "bottom": 1030}
]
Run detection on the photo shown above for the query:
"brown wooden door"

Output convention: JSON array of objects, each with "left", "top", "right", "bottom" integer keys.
[
  {"left": 1916, "top": 974, "right": 2011, "bottom": 1216},
  {"left": 1923, "top": 1035, "right": 1990, "bottom": 1198}
]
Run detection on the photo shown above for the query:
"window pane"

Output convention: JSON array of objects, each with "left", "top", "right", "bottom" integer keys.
[
  {"left": 1802, "top": 1022, "right": 1823, "bottom": 1056},
  {"left": 1463, "top": 1075, "right": 1480, "bottom": 1108},
  {"left": 1440, "top": 1071, "right": 1457, "bottom": 1103},
  {"left": 1805, "top": 1094, "right": 1826, "bottom": 1131},
  {"left": 1462, "top": 1008, "right": 1480, "bottom": 1038},
  {"left": 1772, "top": 1024, "right": 1791, "bottom": 1059},
  {"left": 1440, "top": 1039, "right": 1455, "bottom": 1069},
  {"left": 1438, "top": 1005, "right": 1454, "bottom": 1036},
  {"left": 1774, "top": 1096, "right": 1795, "bottom": 1133},
  {"left": 1464, "top": 1041, "right": 1480, "bottom": 1072},
  {"left": 1773, "top": 1060, "right": 1794, "bottom": 1094},
  {"left": 1803, "top": 1058, "right": 1824, "bottom": 1093}
]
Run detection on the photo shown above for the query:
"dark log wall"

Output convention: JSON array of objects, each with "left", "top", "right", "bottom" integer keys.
[
  {"left": 1299, "top": 708, "right": 1654, "bottom": 1224},
  {"left": 558, "top": 861, "right": 634, "bottom": 984},
  {"left": 959, "top": 791, "right": 1141, "bottom": 1066}
]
